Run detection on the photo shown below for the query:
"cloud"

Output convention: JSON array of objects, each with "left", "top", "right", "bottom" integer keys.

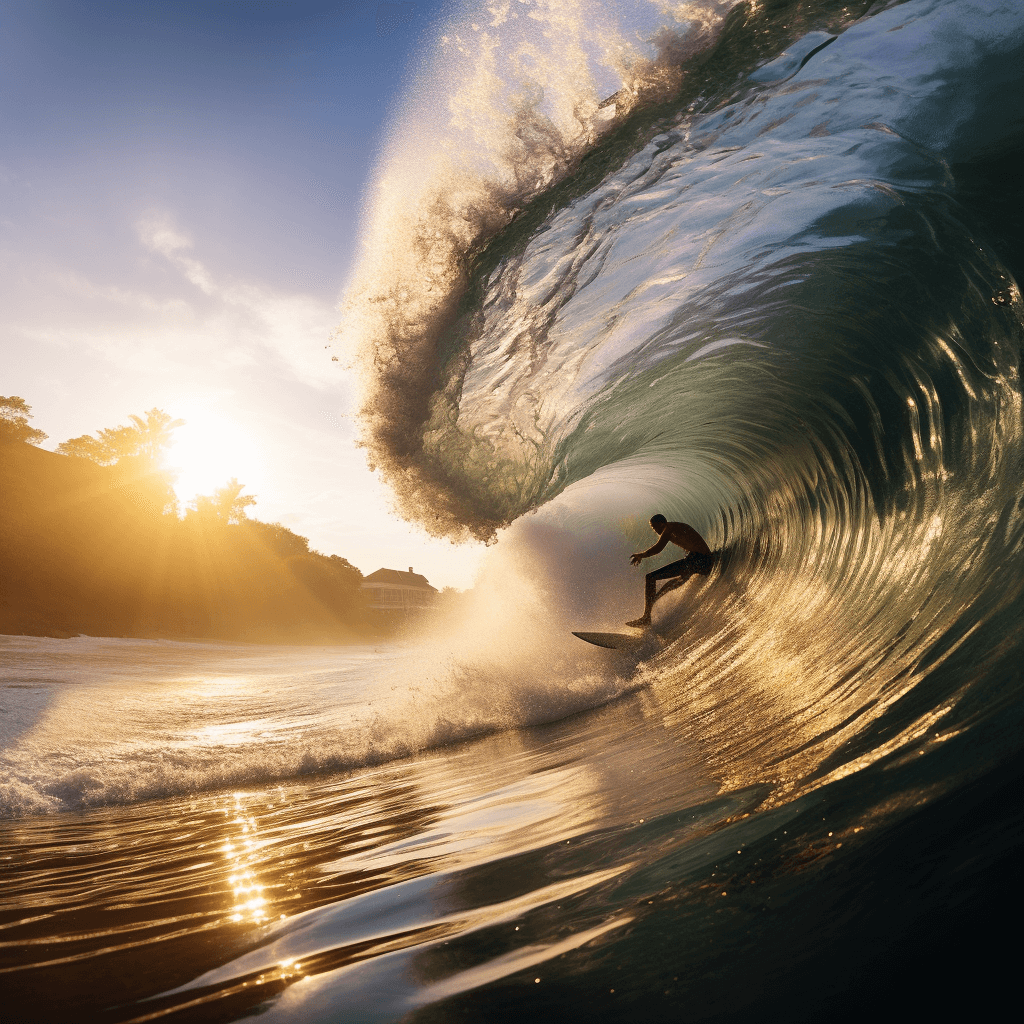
[
  {"left": 137, "top": 217, "right": 192, "bottom": 257},
  {"left": 9, "top": 210, "right": 342, "bottom": 390},
  {"left": 49, "top": 269, "right": 188, "bottom": 314},
  {"left": 2, "top": 207, "right": 353, "bottom": 476},
  {"left": 137, "top": 214, "right": 218, "bottom": 296}
]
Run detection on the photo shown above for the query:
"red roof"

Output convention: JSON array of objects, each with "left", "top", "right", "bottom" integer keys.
[{"left": 361, "top": 568, "right": 437, "bottom": 592}]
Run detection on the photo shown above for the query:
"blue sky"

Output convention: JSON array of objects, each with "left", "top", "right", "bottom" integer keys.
[
  {"left": 2, "top": 1, "right": 434, "bottom": 292},
  {"left": 0, "top": 0, "right": 490, "bottom": 587},
  {"left": 1, "top": 0, "right": 684, "bottom": 589}
]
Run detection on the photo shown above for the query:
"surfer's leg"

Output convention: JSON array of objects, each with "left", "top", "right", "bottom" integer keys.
[
  {"left": 652, "top": 552, "right": 715, "bottom": 606},
  {"left": 627, "top": 558, "right": 690, "bottom": 626},
  {"left": 654, "top": 568, "right": 695, "bottom": 603},
  {"left": 626, "top": 574, "right": 658, "bottom": 626},
  {"left": 656, "top": 551, "right": 716, "bottom": 597}
]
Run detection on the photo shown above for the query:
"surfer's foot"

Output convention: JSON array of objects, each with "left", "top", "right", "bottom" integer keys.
[{"left": 626, "top": 616, "right": 651, "bottom": 628}]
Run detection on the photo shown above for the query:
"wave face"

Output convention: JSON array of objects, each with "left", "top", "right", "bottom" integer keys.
[{"left": 345, "top": 0, "right": 1024, "bottom": 795}]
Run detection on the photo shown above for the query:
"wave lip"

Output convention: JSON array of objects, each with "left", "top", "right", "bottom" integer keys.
[
  {"left": 339, "top": 0, "right": 736, "bottom": 539},
  {"left": 341, "top": 0, "right": 1024, "bottom": 543}
]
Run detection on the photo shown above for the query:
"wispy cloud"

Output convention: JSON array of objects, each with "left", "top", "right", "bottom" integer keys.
[
  {"left": 51, "top": 270, "right": 190, "bottom": 314},
  {"left": 6, "top": 211, "right": 343, "bottom": 392},
  {"left": 135, "top": 212, "right": 340, "bottom": 387}
]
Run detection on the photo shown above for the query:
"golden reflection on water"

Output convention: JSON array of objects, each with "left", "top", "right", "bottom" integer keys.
[
  {"left": 630, "top": 469, "right": 1010, "bottom": 813},
  {"left": 224, "top": 797, "right": 269, "bottom": 925}
]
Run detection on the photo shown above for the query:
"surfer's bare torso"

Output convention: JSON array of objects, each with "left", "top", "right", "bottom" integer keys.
[
  {"left": 627, "top": 515, "right": 714, "bottom": 627},
  {"left": 629, "top": 521, "right": 710, "bottom": 565}
]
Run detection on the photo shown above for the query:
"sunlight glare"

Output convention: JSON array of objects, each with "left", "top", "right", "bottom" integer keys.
[{"left": 168, "top": 407, "right": 264, "bottom": 505}]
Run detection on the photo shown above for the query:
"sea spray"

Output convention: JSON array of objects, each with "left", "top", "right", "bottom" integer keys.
[{"left": 339, "top": 0, "right": 737, "bottom": 537}]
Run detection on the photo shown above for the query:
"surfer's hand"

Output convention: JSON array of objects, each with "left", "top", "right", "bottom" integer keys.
[{"left": 630, "top": 553, "right": 644, "bottom": 566}]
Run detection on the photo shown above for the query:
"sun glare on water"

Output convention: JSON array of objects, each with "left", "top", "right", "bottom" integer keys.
[{"left": 168, "top": 407, "right": 264, "bottom": 505}]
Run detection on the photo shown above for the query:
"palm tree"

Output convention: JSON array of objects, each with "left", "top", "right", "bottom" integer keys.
[
  {"left": 190, "top": 478, "right": 256, "bottom": 525},
  {"left": 58, "top": 408, "right": 184, "bottom": 469},
  {"left": 128, "top": 409, "right": 186, "bottom": 466}
]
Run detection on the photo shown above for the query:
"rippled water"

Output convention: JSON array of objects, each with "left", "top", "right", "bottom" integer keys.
[{"left": 5, "top": 0, "right": 1024, "bottom": 1020}]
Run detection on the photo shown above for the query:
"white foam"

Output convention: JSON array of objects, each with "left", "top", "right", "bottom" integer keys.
[{"left": 1, "top": 516, "right": 646, "bottom": 819}]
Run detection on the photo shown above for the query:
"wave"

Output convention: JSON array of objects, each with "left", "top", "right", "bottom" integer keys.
[
  {"left": 338, "top": 0, "right": 1024, "bottom": 800},
  {"left": 338, "top": 0, "right": 738, "bottom": 539},
  {"left": 6, "top": 0, "right": 1023, "bottom": 822},
  {"left": 0, "top": 630, "right": 638, "bottom": 817},
  {"left": 345, "top": 0, "right": 1022, "bottom": 534}
]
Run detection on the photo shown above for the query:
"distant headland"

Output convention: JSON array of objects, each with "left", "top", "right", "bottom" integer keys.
[{"left": 1, "top": 397, "right": 440, "bottom": 643}]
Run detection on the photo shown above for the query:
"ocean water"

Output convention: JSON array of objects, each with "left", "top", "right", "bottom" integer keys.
[{"left": 4, "top": 0, "right": 1024, "bottom": 1020}]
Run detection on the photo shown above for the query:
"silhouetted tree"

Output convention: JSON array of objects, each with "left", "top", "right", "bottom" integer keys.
[
  {"left": 246, "top": 519, "right": 312, "bottom": 558},
  {"left": 57, "top": 408, "right": 184, "bottom": 516},
  {"left": 3, "top": 397, "right": 371, "bottom": 642},
  {"left": 189, "top": 477, "right": 257, "bottom": 524},
  {"left": 0, "top": 396, "right": 48, "bottom": 445},
  {"left": 57, "top": 408, "right": 184, "bottom": 469}
]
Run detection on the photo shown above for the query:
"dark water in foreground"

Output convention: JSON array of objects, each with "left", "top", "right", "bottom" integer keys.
[
  {"left": 5, "top": 0, "right": 1024, "bottom": 1020},
  {"left": 2, "top": 635, "right": 1023, "bottom": 1022}
]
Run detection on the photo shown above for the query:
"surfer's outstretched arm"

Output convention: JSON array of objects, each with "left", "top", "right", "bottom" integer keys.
[{"left": 630, "top": 534, "right": 668, "bottom": 565}]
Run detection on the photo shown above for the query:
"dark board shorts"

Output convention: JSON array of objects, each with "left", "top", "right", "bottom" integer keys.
[{"left": 648, "top": 551, "right": 716, "bottom": 581}]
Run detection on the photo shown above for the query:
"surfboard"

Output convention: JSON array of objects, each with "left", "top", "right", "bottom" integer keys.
[{"left": 572, "top": 631, "right": 646, "bottom": 650}]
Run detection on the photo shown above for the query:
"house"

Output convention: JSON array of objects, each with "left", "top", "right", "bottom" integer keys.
[{"left": 361, "top": 567, "right": 437, "bottom": 617}]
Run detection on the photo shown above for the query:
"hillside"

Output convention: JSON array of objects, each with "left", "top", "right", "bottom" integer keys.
[{"left": 0, "top": 441, "right": 369, "bottom": 642}]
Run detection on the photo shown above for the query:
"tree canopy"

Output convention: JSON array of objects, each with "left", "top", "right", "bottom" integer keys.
[
  {"left": 2, "top": 397, "right": 381, "bottom": 642},
  {"left": 0, "top": 396, "right": 48, "bottom": 445},
  {"left": 56, "top": 408, "right": 185, "bottom": 516},
  {"left": 57, "top": 408, "right": 184, "bottom": 469},
  {"left": 188, "top": 477, "right": 257, "bottom": 525}
]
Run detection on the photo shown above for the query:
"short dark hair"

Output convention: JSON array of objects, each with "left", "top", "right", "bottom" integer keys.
[{"left": 650, "top": 514, "right": 667, "bottom": 527}]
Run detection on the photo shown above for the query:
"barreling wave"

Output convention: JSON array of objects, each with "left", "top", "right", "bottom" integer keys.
[
  {"left": 346, "top": 0, "right": 1024, "bottom": 544},
  {"left": 340, "top": 0, "right": 738, "bottom": 539},
  {"left": 337, "top": 0, "right": 1024, "bottom": 800},
  {"left": 340, "top": 0, "right": 1024, "bottom": 550}
]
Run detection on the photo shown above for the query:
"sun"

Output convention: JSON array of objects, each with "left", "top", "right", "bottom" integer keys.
[{"left": 166, "top": 406, "right": 264, "bottom": 506}]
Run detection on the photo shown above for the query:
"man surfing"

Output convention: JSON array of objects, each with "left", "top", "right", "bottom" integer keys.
[{"left": 627, "top": 514, "right": 714, "bottom": 627}]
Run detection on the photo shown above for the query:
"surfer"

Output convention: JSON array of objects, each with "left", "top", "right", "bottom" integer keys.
[{"left": 627, "top": 515, "right": 714, "bottom": 627}]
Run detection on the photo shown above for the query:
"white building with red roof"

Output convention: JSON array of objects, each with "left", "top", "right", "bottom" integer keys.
[{"left": 361, "top": 567, "right": 437, "bottom": 617}]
